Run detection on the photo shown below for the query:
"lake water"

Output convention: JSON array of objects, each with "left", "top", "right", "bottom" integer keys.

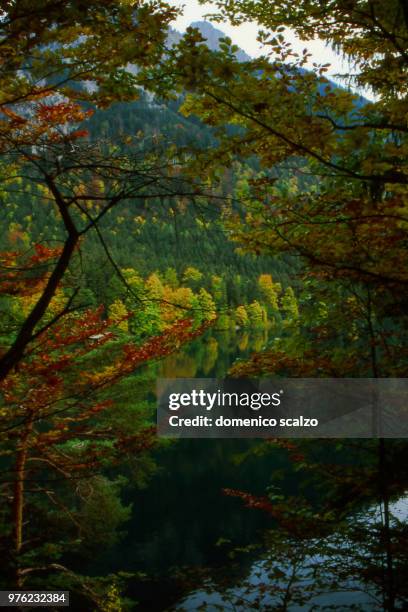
[
  {"left": 108, "top": 330, "right": 278, "bottom": 609},
  {"left": 91, "top": 330, "right": 406, "bottom": 611}
]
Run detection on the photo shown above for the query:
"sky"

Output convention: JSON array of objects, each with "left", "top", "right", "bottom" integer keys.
[{"left": 168, "top": 0, "right": 347, "bottom": 81}]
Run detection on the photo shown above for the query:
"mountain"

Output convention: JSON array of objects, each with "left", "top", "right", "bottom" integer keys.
[
  {"left": 191, "top": 21, "right": 251, "bottom": 62},
  {"left": 167, "top": 20, "right": 251, "bottom": 62}
]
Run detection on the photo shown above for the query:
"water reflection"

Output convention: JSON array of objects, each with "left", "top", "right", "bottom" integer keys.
[
  {"left": 159, "top": 329, "right": 269, "bottom": 380},
  {"left": 179, "top": 495, "right": 408, "bottom": 611},
  {"left": 96, "top": 330, "right": 408, "bottom": 611},
  {"left": 97, "top": 330, "right": 281, "bottom": 608}
]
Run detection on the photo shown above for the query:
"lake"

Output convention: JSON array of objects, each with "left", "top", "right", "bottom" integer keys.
[{"left": 89, "top": 330, "right": 406, "bottom": 611}]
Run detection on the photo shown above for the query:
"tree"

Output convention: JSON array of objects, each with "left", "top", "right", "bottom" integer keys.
[
  {"left": 108, "top": 299, "right": 129, "bottom": 332},
  {"left": 247, "top": 300, "right": 267, "bottom": 329},
  {"left": 258, "top": 273, "right": 282, "bottom": 327},
  {"left": 158, "top": 8, "right": 408, "bottom": 608},
  {"left": 0, "top": 1, "right": 178, "bottom": 128},
  {"left": 183, "top": 266, "right": 203, "bottom": 286},
  {"left": 235, "top": 305, "right": 249, "bottom": 328},
  {"left": 0, "top": 0, "right": 211, "bottom": 381},
  {"left": 192, "top": 288, "right": 217, "bottom": 325},
  {"left": 158, "top": 0, "right": 408, "bottom": 376},
  {"left": 0, "top": 28, "right": 213, "bottom": 584},
  {"left": 0, "top": 141, "right": 200, "bottom": 379},
  {"left": 219, "top": 438, "right": 408, "bottom": 611},
  {"left": 280, "top": 287, "right": 299, "bottom": 325},
  {"left": 161, "top": 285, "right": 194, "bottom": 326},
  {"left": 0, "top": 303, "right": 205, "bottom": 595},
  {"left": 258, "top": 274, "right": 281, "bottom": 312},
  {"left": 146, "top": 273, "right": 165, "bottom": 301},
  {"left": 211, "top": 275, "right": 227, "bottom": 305},
  {"left": 163, "top": 267, "right": 179, "bottom": 289}
]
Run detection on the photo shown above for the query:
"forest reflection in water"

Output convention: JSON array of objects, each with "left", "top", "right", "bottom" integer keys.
[
  {"left": 103, "top": 330, "right": 407, "bottom": 611},
  {"left": 160, "top": 328, "right": 269, "bottom": 380},
  {"left": 178, "top": 493, "right": 408, "bottom": 611}
]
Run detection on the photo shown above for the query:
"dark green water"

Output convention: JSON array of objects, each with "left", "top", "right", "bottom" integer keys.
[
  {"left": 98, "top": 329, "right": 283, "bottom": 609},
  {"left": 88, "top": 330, "right": 403, "bottom": 611}
]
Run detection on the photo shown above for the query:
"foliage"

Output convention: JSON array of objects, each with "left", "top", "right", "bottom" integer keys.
[
  {"left": 2, "top": 1, "right": 408, "bottom": 608},
  {"left": 235, "top": 305, "right": 249, "bottom": 328},
  {"left": 155, "top": 0, "right": 408, "bottom": 378},
  {"left": 0, "top": 297, "right": 206, "bottom": 594},
  {"left": 216, "top": 438, "right": 408, "bottom": 611}
]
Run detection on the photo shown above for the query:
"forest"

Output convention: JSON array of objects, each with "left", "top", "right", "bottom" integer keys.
[{"left": 0, "top": 1, "right": 407, "bottom": 610}]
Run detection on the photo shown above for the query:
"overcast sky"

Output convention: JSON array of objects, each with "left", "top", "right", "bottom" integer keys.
[{"left": 169, "top": 0, "right": 347, "bottom": 81}]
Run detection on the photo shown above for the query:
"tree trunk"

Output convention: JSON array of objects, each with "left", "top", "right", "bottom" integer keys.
[
  {"left": 13, "top": 412, "right": 34, "bottom": 588},
  {"left": 0, "top": 233, "right": 78, "bottom": 382}
]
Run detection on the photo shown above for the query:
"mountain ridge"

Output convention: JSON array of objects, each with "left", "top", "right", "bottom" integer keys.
[{"left": 167, "top": 20, "right": 251, "bottom": 62}]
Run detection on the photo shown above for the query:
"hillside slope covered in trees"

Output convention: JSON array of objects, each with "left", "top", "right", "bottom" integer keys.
[{"left": 0, "top": 3, "right": 407, "bottom": 610}]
